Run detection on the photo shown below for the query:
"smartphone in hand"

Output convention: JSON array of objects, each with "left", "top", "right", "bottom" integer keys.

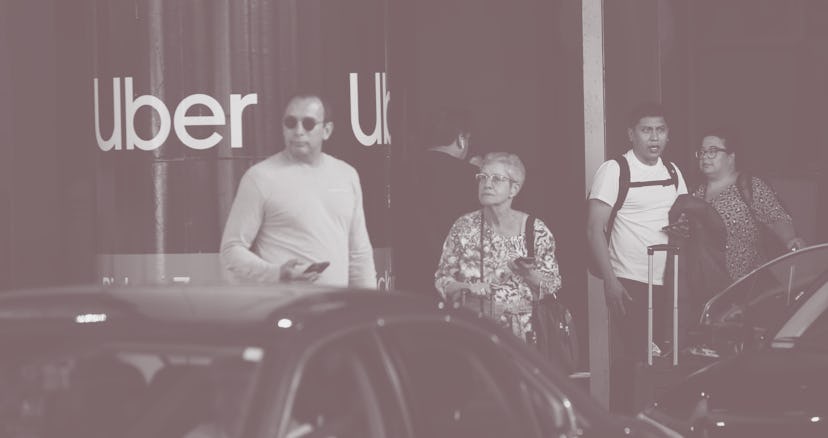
[
  {"left": 513, "top": 256, "right": 535, "bottom": 266},
  {"left": 303, "top": 261, "right": 330, "bottom": 274},
  {"left": 662, "top": 221, "right": 690, "bottom": 239}
]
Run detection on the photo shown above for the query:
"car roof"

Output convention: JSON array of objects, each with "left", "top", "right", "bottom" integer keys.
[{"left": 0, "top": 284, "right": 437, "bottom": 330}]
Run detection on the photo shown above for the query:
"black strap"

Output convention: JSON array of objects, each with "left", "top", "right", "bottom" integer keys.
[
  {"left": 735, "top": 171, "right": 754, "bottom": 209},
  {"left": 606, "top": 157, "right": 629, "bottom": 240},
  {"left": 524, "top": 215, "right": 535, "bottom": 258},
  {"left": 665, "top": 159, "right": 679, "bottom": 188},
  {"left": 629, "top": 178, "right": 676, "bottom": 188},
  {"left": 477, "top": 210, "right": 493, "bottom": 316},
  {"left": 607, "top": 156, "right": 678, "bottom": 238},
  {"left": 524, "top": 215, "right": 540, "bottom": 304},
  {"left": 479, "top": 210, "right": 485, "bottom": 280},
  {"left": 734, "top": 172, "right": 762, "bottom": 230}
]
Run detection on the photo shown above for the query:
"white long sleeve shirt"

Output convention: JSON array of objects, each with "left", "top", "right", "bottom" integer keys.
[{"left": 220, "top": 151, "right": 376, "bottom": 289}]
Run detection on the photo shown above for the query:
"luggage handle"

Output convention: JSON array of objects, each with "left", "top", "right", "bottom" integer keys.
[{"left": 647, "top": 244, "right": 680, "bottom": 366}]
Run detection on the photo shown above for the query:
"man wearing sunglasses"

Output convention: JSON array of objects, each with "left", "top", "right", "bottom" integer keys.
[{"left": 220, "top": 92, "right": 376, "bottom": 288}]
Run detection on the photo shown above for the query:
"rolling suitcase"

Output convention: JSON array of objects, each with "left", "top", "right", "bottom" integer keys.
[
  {"left": 648, "top": 244, "right": 679, "bottom": 366},
  {"left": 633, "top": 244, "right": 701, "bottom": 410}
]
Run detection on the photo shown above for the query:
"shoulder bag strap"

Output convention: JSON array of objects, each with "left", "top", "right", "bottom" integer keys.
[
  {"left": 733, "top": 172, "right": 761, "bottom": 228},
  {"left": 524, "top": 214, "right": 539, "bottom": 303},
  {"left": 479, "top": 210, "right": 493, "bottom": 316},
  {"left": 479, "top": 210, "right": 485, "bottom": 280},
  {"left": 524, "top": 215, "right": 535, "bottom": 258},
  {"left": 735, "top": 171, "right": 754, "bottom": 210}
]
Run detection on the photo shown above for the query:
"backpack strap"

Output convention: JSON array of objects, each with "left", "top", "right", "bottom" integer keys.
[
  {"left": 606, "top": 156, "right": 629, "bottom": 239},
  {"left": 524, "top": 215, "right": 536, "bottom": 258},
  {"left": 607, "top": 157, "right": 678, "bottom": 238},
  {"left": 628, "top": 160, "right": 679, "bottom": 188},
  {"left": 665, "top": 160, "right": 679, "bottom": 189}
]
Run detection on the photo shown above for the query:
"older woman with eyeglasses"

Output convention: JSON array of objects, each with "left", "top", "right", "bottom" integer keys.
[
  {"left": 687, "top": 127, "right": 804, "bottom": 282},
  {"left": 434, "top": 152, "right": 562, "bottom": 339}
]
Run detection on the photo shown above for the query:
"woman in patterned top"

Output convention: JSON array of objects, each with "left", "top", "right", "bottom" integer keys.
[
  {"left": 434, "top": 152, "right": 562, "bottom": 339},
  {"left": 693, "top": 127, "right": 804, "bottom": 281}
]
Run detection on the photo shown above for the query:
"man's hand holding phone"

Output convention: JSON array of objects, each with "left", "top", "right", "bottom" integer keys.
[
  {"left": 303, "top": 261, "right": 330, "bottom": 274},
  {"left": 279, "top": 259, "right": 328, "bottom": 282}
]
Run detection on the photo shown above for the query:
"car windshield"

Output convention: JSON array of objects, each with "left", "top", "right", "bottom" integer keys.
[
  {"left": 700, "top": 244, "right": 828, "bottom": 340},
  {"left": 0, "top": 340, "right": 261, "bottom": 438}
]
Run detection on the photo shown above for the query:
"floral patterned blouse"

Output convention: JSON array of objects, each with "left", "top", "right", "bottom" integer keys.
[
  {"left": 692, "top": 176, "right": 792, "bottom": 281},
  {"left": 434, "top": 210, "right": 562, "bottom": 338}
]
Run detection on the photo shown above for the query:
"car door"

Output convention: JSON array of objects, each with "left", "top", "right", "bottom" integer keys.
[
  {"left": 274, "top": 328, "right": 407, "bottom": 438},
  {"left": 376, "top": 319, "right": 579, "bottom": 438}
]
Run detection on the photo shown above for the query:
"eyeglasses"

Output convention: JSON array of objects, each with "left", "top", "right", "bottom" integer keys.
[
  {"left": 695, "top": 147, "right": 729, "bottom": 159},
  {"left": 475, "top": 173, "right": 514, "bottom": 185},
  {"left": 283, "top": 116, "right": 325, "bottom": 131}
]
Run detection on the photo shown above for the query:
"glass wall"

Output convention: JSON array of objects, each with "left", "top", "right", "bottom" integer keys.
[{"left": 90, "top": 0, "right": 393, "bottom": 288}]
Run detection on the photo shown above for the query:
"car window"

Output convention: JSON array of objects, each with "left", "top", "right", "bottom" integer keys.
[
  {"left": 0, "top": 340, "right": 259, "bottom": 438},
  {"left": 776, "top": 278, "right": 828, "bottom": 348},
  {"left": 377, "top": 322, "right": 537, "bottom": 438},
  {"left": 702, "top": 244, "right": 828, "bottom": 335},
  {"left": 513, "top": 361, "right": 581, "bottom": 437},
  {"left": 284, "top": 332, "right": 398, "bottom": 438},
  {"left": 798, "top": 305, "right": 828, "bottom": 345}
]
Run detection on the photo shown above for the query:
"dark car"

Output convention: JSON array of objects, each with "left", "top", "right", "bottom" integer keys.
[
  {"left": 0, "top": 284, "right": 664, "bottom": 438},
  {"left": 639, "top": 244, "right": 828, "bottom": 436}
]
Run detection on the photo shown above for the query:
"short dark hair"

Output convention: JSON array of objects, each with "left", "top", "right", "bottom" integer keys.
[
  {"left": 423, "top": 106, "right": 471, "bottom": 147},
  {"left": 285, "top": 91, "right": 334, "bottom": 122},
  {"left": 627, "top": 101, "right": 668, "bottom": 128}
]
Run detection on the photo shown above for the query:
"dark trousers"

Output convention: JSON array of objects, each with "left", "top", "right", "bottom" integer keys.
[{"left": 608, "top": 278, "right": 667, "bottom": 415}]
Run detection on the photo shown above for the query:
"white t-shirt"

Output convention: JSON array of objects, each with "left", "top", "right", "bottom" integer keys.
[
  {"left": 589, "top": 150, "right": 687, "bottom": 285},
  {"left": 220, "top": 151, "right": 376, "bottom": 288}
]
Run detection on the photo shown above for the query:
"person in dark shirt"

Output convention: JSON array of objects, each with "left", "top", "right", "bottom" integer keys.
[{"left": 407, "top": 107, "right": 480, "bottom": 298}]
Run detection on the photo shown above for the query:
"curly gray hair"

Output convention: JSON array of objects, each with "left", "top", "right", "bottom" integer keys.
[{"left": 480, "top": 152, "right": 526, "bottom": 187}]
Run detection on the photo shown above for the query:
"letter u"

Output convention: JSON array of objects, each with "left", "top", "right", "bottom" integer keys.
[
  {"left": 93, "top": 77, "right": 122, "bottom": 151},
  {"left": 349, "top": 72, "right": 383, "bottom": 146}
]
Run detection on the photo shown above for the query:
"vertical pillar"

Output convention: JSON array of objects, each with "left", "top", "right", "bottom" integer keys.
[
  {"left": 585, "top": 0, "right": 681, "bottom": 408},
  {"left": 582, "top": 0, "right": 609, "bottom": 408}
]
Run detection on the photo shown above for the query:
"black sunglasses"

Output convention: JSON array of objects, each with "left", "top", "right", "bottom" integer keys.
[{"left": 283, "top": 116, "right": 325, "bottom": 131}]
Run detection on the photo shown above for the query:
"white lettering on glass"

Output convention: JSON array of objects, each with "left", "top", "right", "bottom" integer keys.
[
  {"left": 93, "top": 77, "right": 257, "bottom": 151},
  {"left": 349, "top": 72, "right": 391, "bottom": 146}
]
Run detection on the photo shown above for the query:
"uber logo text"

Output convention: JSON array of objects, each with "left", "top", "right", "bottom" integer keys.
[
  {"left": 93, "top": 77, "right": 257, "bottom": 151},
  {"left": 349, "top": 72, "right": 390, "bottom": 146}
]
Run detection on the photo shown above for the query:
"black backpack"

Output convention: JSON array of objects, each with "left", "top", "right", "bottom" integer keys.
[{"left": 588, "top": 155, "right": 679, "bottom": 278}]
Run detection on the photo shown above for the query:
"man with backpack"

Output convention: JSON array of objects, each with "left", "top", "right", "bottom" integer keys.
[{"left": 586, "top": 102, "right": 688, "bottom": 414}]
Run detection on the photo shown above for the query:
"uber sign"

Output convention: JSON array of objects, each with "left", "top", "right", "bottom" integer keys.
[
  {"left": 349, "top": 72, "right": 390, "bottom": 146},
  {"left": 94, "top": 73, "right": 389, "bottom": 151},
  {"left": 93, "top": 77, "right": 258, "bottom": 152}
]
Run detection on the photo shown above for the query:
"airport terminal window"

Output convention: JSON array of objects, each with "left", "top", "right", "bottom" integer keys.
[{"left": 378, "top": 323, "right": 534, "bottom": 438}]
